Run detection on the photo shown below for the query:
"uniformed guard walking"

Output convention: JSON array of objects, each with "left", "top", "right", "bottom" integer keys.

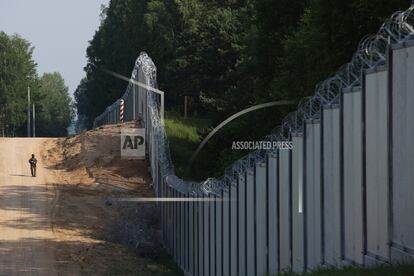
[{"left": 29, "top": 154, "right": 37, "bottom": 177}]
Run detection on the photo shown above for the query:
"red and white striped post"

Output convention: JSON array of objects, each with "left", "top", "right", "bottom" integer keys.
[{"left": 120, "top": 99, "right": 125, "bottom": 123}]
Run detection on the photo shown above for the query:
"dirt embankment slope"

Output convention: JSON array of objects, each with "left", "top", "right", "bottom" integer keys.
[
  {"left": 0, "top": 122, "right": 180, "bottom": 275},
  {"left": 42, "top": 122, "right": 179, "bottom": 275}
]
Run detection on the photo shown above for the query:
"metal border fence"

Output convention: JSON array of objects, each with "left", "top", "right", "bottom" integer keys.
[{"left": 93, "top": 5, "right": 414, "bottom": 275}]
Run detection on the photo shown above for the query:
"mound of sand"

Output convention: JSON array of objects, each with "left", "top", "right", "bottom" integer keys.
[
  {"left": 40, "top": 122, "right": 177, "bottom": 275},
  {"left": 43, "top": 121, "right": 153, "bottom": 195}
]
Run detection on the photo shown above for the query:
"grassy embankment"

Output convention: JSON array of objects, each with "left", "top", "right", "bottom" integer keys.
[
  {"left": 165, "top": 111, "right": 212, "bottom": 181},
  {"left": 281, "top": 264, "right": 414, "bottom": 276}
]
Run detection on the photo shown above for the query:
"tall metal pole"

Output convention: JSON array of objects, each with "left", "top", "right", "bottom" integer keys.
[
  {"left": 32, "top": 103, "right": 36, "bottom": 137},
  {"left": 27, "top": 86, "right": 30, "bottom": 137}
]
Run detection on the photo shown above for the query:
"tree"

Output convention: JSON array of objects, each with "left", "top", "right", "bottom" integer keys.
[
  {"left": 0, "top": 32, "right": 73, "bottom": 137},
  {"left": 36, "top": 72, "right": 74, "bottom": 137},
  {"left": 272, "top": 0, "right": 408, "bottom": 101},
  {"left": 73, "top": 0, "right": 413, "bottom": 173},
  {"left": 0, "top": 32, "right": 38, "bottom": 136}
]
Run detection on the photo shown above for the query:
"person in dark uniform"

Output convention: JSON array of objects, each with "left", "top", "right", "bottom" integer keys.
[{"left": 29, "top": 154, "right": 37, "bottom": 177}]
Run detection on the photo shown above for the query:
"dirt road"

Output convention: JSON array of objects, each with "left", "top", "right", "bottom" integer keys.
[
  {"left": 0, "top": 126, "right": 180, "bottom": 275},
  {"left": 0, "top": 138, "right": 57, "bottom": 275}
]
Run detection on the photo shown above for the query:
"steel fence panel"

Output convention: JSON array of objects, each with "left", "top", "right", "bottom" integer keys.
[
  {"left": 166, "top": 187, "right": 170, "bottom": 252},
  {"left": 216, "top": 192, "right": 223, "bottom": 276},
  {"left": 322, "top": 107, "right": 341, "bottom": 266},
  {"left": 391, "top": 44, "right": 414, "bottom": 261},
  {"left": 189, "top": 199, "right": 194, "bottom": 274},
  {"left": 125, "top": 93, "right": 133, "bottom": 121},
  {"left": 365, "top": 68, "right": 390, "bottom": 263},
  {"left": 179, "top": 193, "right": 183, "bottom": 267},
  {"left": 222, "top": 190, "right": 230, "bottom": 276},
  {"left": 306, "top": 121, "right": 323, "bottom": 270},
  {"left": 279, "top": 149, "right": 292, "bottom": 271},
  {"left": 172, "top": 190, "right": 176, "bottom": 256},
  {"left": 292, "top": 135, "right": 305, "bottom": 272},
  {"left": 238, "top": 174, "right": 246, "bottom": 276},
  {"left": 170, "top": 188, "right": 175, "bottom": 255},
  {"left": 169, "top": 188, "right": 173, "bottom": 253},
  {"left": 230, "top": 183, "right": 238, "bottom": 276},
  {"left": 268, "top": 154, "right": 279, "bottom": 274},
  {"left": 194, "top": 195, "right": 200, "bottom": 276},
  {"left": 175, "top": 190, "right": 179, "bottom": 264},
  {"left": 199, "top": 196, "right": 204, "bottom": 276},
  {"left": 204, "top": 197, "right": 210, "bottom": 276},
  {"left": 184, "top": 195, "right": 188, "bottom": 270},
  {"left": 171, "top": 189, "right": 175, "bottom": 258},
  {"left": 210, "top": 194, "right": 216, "bottom": 276},
  {"left": 343, "top": 87, "right": 364, "bottom": 265},
  {"left": 246, "top": 169, "right": 255, "bottom": 276},
  {"left": 255, "top": 162, "right": 267, "bottom": 276}
]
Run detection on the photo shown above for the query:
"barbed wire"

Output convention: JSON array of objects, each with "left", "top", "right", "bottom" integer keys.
[{"left": 93, "top": 5, "right": 414, "bottom": 197}]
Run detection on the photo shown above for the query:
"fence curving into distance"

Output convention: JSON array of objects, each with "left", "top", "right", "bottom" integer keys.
[{"left": 93, "top": 5, "right": 414, "bottom": 276}]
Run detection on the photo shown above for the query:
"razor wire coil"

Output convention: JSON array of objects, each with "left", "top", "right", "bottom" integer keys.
[{"left": 93, "top": 5, "right": 414, "bottom": 197}]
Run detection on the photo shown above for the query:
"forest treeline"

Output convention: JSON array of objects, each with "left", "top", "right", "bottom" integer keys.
[
  {"left": 0, "top": 32, "right": 74, "bottom": 137},
  {"left": 76, "top": 0, "right": 408, "bottom": 127},
  {"left": 75, "top": 0, "right": 408, "bottom": 172}
]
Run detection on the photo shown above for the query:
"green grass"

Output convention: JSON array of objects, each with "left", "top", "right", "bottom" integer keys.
[
  {"left": 104, "top": 246, "right": 183, "bottom": 276},
  {"left": 279, "top": 264, "right": 414, "bottom": 276},
  {"left": 164, "top": 111, "right": 251, "bottom": 181},
  {"left": 165, "top": 111, "right": 211, "bottom": 180}
]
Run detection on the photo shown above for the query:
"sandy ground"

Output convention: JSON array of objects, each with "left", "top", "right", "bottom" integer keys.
[
  {"left": 0, "top": 123, "right": 178, "bottom": 275},
  {"left": 0, "top": 138, "right": 57, "bottom": 275}
]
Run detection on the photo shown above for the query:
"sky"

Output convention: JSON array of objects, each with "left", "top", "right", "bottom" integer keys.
[{"left": 0, "top": 0, "right": 109, "bottom": 98}]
